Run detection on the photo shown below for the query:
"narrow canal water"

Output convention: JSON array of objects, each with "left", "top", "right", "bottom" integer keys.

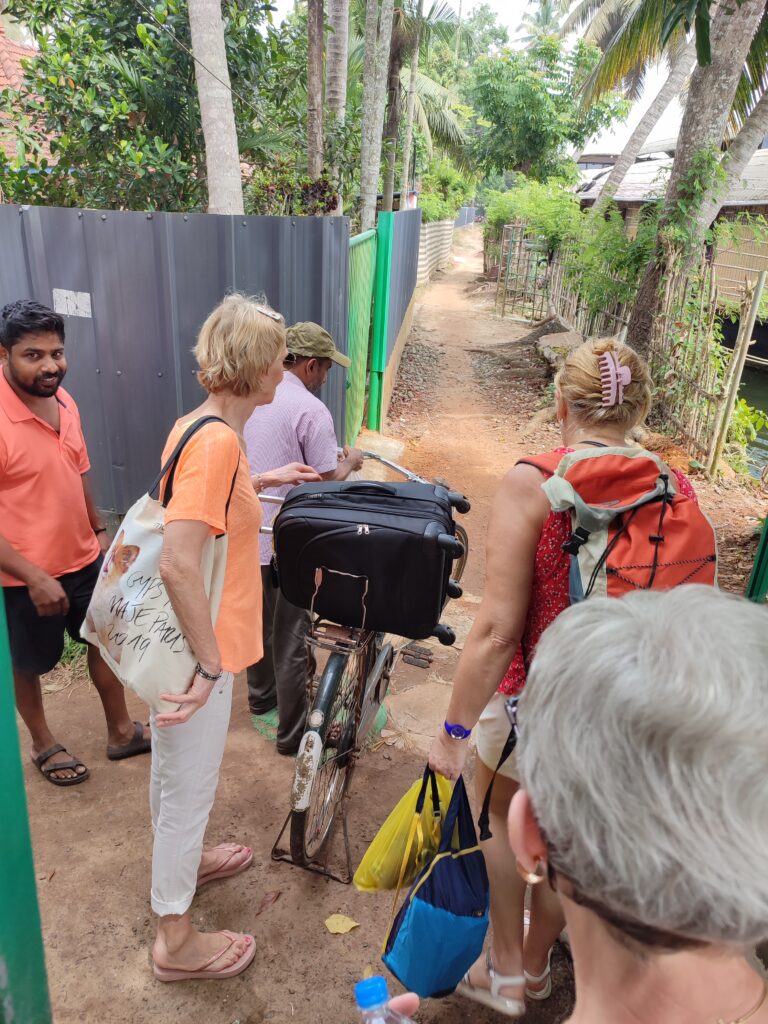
[{"left": 740, "top": 365, "right": 768, "bottom": 477}]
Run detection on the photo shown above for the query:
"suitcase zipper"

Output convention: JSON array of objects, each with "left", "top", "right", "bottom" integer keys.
[{"left": 357, "top": 524, "right": 370, "bottom": 535}]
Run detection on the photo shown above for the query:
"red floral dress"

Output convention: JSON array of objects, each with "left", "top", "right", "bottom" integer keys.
[{"left": 498, "top": 448, "right": 699, "bottom": 696}]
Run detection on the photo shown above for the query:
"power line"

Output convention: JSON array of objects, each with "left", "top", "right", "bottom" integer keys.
[{"left": 132, "top": 0, "right": 262, "bottom": 119}]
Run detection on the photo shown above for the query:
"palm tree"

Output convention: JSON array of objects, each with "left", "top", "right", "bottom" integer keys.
[
  {"left": 307, "top": 0, "right": 324, "bottom": 180},
  {"left": 571, "top": 0, "right": 767, "bottom": 217},
  {"left": 399, "top": 0, "right": 424, "bottom": 204},
  {"left": 519, "top": 0, "right": 563, "bottom": 44},
  {"left": 326, "top": 0, "right": 350, "bottom": 212},
  {"left": 373, "top": 0, "right": 457, "bottom": 210},
  {"left": 626, "top": 0, "right": 768, "bottom": 354},
  {"left": 187, "top": 0, "right": 244, "bottom": 213},
  {"left": 359, "top": 0, "right": 395, "bottom": 231}
]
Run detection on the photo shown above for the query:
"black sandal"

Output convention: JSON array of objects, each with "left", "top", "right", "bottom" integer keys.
[
  {"left": 106, "top": 720, "right": 151, "bottom": 761},
  {"left": 32, "top": 743, "right": 90, "bottom": 787}
]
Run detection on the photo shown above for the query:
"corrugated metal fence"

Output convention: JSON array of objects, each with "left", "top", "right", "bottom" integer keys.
[
  {"left": 454, "top": 206, "right": 477, "bottom": 229},
  {"left": 387, "top": 209, "right": 421, "bottom": 358},
  {"left": 0, "top": 205, "right": 349, "bottom": 513}
]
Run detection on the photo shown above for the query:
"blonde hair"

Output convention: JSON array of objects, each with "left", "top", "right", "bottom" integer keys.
[
  {"left": 194, "top": 293, "right": 286, "bottom": 397},
  {"left": 555, "top": 338, "right": 652, "bottom": 429}
]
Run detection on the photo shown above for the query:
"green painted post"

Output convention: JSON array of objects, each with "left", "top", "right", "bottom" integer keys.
[
  {"left": 0, "top": 592, "right": 52, "bottom": 1024},
  {"left": 368, "top": 211, "right": 394, "bottom": 432},
  {"left": 746, "top": 518, "right": 768, "bottom": 603}
]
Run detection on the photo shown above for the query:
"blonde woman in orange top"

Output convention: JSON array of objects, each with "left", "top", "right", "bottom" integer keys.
[{"left": 149, "top": 295, "right": 318, "bottom": 982}]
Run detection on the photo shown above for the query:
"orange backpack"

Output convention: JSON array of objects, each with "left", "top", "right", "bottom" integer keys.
[{"left": 521, "top": 447, "right": 718, "bottom": 601}]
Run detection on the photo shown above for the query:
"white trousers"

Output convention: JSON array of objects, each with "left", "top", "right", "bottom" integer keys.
[{"left": 149, "top": 673, "right": 234, "bottom": 916}]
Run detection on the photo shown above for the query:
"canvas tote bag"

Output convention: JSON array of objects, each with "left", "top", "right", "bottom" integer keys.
[{"left": 82, "top": 416, "right": 238, "bottom": 713}]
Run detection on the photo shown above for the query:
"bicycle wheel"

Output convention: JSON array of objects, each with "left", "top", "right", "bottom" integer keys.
[
  {"left": 289, "top": 640, "right": 372, "bottom": 865},
  {"left": 453, "top": 522, "right": 470, "bottom": 585}
]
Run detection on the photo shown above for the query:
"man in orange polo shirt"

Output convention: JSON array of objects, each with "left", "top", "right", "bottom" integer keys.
[{"left": 0, "top": 300, "right": 150, "bottom": 786}]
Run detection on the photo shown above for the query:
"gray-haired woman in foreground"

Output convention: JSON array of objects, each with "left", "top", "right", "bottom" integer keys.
[{"left": 507, "top": 586, "right": 768, "bottom": 1023}]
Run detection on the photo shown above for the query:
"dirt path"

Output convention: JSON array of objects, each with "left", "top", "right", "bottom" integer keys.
[{"left": 24, "top": 226, "right": 765, "bottom": 1024}]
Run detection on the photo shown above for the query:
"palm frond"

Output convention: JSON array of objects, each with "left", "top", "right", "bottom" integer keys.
[
  {"left": 584, "top": 0, "right": 635, "bottom": 47},
  {"left": 580, "top": 0, "right": 684, "bottom": 103},
  {"left": 414, "top": 98, "right": 434, "bottom": 158},
  {"left": 560, "top": 0, "right": 604, "bottom": 36},
  {"left": 728, "top": 7, "right": 768, "bottom": 138},
  {"left": 401, "top": 66, "right": 453, "bottom": 103}
]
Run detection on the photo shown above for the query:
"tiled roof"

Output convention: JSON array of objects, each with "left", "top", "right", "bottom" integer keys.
[
  {"left": 578, "top": 150, "right": 768, "bottom": 207},
  {"left": 0, "top": 23, "right": 35, "bottom": 90},
  {"left": 0, "top": 22, "right": 36, "bottom": 161}
]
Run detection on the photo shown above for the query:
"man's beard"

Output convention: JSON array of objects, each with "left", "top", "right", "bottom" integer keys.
[{"left": 9, "top": 363, "right": 66, "bottom": 397}]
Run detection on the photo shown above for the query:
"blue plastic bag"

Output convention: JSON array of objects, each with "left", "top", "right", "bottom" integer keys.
[{"left": 382, "top": 776, "right": 489, "bottom": 998}]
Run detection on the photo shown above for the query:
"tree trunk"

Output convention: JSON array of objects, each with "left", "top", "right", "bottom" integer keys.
[
  {"left": 699, "top": 88, "right": 768, "bottom": 230},
  {"left": 187, "top": 0, "right": 244, "bottom": 214},
  {"left": 399, "top": 0, "right": 423, "bottom": 205},
  {"left": 307, "top": 0, "right": 325, "bottom": 181},
  {"left": 381, "top": 37, "right": 404, "bottom": 211},
  {"left": 359, "top": 0, "right": 396, "bottom": 232},
  {"left": 626, "top": 0, "right": 765, "bottom": 355},
  {"left": 591, "top": 37, "right": 696, "bottom": 218},
  {"left": 326, "top": 0, "right": 350, "bottom": 214}
]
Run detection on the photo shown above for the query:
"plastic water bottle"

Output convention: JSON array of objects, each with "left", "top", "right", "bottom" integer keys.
[{"left": 354, "top": 976, "right": 415, "bottom": 1023}]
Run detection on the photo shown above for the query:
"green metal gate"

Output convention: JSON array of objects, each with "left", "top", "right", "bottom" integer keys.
[
  {"left": 747, "top": 518, "right": 768, "bottom": 603},
  {"left": 345, "top": 229, "right": 377, "bottom": 446},
  {"left": 0, "top": 593, "right": 52, "bottom": 1023}
]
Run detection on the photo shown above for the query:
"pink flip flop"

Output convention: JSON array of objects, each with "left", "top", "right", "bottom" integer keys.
[
  {"left": 153, "top": 931, "right": 256, "bottom": 982},
  {"left": 197, "top": 843, "right": 254, "bottom": 889}
]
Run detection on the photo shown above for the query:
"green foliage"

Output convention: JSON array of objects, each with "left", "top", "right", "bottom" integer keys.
[
  {"left": 565, "top": 205, "right": 660, "bottom": 317},
  {"left": 418, "top": 157, "right": 474, "bottom": 222},
  {"left": 727, "top": 398, "right": 768, "bottom": 473},
  {"left": 483, "top": 177, "right": 582, "bottom": 251},
  {"left": 243, "top": 162, "right": 338, "bottom": 216},
  {"left": 660, "top": 0, "right": 719, "bottom": 66},
  {"left": 474, "top": 171, "right": 516, "bottom": 215},
  {"left": 662, "top": 146, "right": 727, "bottom": 255},
  {"left": 0, "top": 0, "right": 273, "bottom": 210},
  {"left": 60, "top": 635, "right": 86, "bottom": 667},
  {"left": 460, "top": 3, "right": 509, "bottom": 58},
  {"left": 418, "top": 192, "right": 456, "bottom": 222},
  {"left": 469, "top": 37, "right": 628, "bottom": 180}
]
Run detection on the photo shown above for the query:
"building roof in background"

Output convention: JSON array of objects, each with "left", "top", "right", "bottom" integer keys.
[
  {"left": 0, "top": 21, "right": 34, "bottom": 90},
  {"left": 578, "top": 151, "right": 768, "bottom": 207},
  {"left": 0, "top": 21, "right": 36, "bottom": 162}
]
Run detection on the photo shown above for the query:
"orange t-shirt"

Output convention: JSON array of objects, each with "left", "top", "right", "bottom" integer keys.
[
  {"left": 0, "top": 371, "right": 100, "bottom": 587},
  {"left": 161, "top": 418, "right": 263, "bottom": 674}
]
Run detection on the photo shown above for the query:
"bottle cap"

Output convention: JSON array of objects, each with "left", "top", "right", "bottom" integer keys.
[{"left": 355, "top": 975, "right": 389, "bottom": 1010}]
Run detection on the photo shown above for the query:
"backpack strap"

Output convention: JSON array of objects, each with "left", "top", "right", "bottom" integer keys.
[{"left": 516, "top": 450, "right": 566, "bottom": 477}]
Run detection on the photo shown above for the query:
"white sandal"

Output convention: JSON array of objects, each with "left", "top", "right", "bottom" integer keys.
[
  {"left": 524, "top": 947, "right": 553, "bottom": 1000},
  {"left": 456, "top": 949, "right": 526, "bottom": 1018}
]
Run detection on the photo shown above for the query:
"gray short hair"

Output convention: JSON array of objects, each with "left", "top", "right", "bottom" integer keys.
[{"left": 517, "top": 585, "right": 768, "bottom": 947}]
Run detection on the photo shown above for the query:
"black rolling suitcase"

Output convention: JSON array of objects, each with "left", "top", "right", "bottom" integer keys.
[{"left": 272, "top": 480, "right": 468, "bottom": 642}]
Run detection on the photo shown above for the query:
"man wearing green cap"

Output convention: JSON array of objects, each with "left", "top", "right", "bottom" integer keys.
[{"left": 244, "top": 322, "right": 363, "bottom": 754}]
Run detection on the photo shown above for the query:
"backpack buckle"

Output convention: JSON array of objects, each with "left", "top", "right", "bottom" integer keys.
[{"left": 563, "top": 527, "right": 591, "bottom": 555}]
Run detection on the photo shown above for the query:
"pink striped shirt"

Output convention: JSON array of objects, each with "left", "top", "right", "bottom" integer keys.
[{"left": 244, "top": 372, "right": 339, "bottom": 564}]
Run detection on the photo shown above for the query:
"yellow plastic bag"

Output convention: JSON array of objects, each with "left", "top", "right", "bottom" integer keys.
[{"left": 353, "top": 767, "right": 452, "bottom": 893}]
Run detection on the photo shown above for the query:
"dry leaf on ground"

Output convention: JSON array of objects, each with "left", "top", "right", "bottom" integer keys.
[
  {"left": 324, "top": 914, "right": 359, "bottom": 934},
  {"left": 255, "top": 890, "right": 281, "bottom": 916}
]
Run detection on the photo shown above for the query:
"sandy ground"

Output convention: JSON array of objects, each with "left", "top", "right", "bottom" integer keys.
[{"left": 22, "top": 226, "right": 766, "bottom": 1024}]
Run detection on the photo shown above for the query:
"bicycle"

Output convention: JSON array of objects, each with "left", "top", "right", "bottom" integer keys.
[{"left": 261, "top": 452, "right": 470, "bottom": 879}]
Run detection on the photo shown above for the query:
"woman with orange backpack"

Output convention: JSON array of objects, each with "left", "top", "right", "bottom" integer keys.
[{"left": 428, "top": 338, "right": 717, "bottom": 1018}]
